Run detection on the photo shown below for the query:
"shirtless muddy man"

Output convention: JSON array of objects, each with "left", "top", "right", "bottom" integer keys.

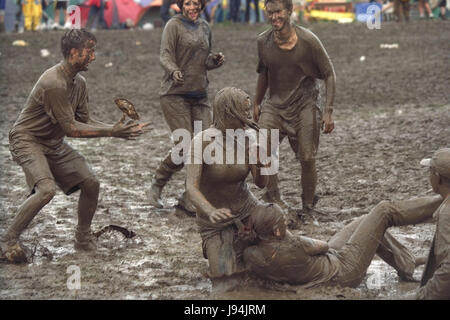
[{"left": 0, "top": 29, "right": 149, "bottom": 262}]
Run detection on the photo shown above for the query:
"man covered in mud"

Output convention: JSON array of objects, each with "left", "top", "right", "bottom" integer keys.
[
  {"left": 243, "top": 151, "right": 448, "bottom": 291},
  {"left": 0, "top": 29, "right": 149, "bottom": 263},
  {"left": 416, "top": 148, "right": 450, "bottom": 299},
  {"left": 253, "top": 0, "right": 336, "bottom": 217},
  {"left": 148, "top": 0, "right": 224, "bottom": 213}
]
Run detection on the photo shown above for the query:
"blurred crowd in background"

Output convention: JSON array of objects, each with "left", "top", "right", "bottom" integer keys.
[{"left": 0, "top": 0, "right": 448, "bottom": 33}]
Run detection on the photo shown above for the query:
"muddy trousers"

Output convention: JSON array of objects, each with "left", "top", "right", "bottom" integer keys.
[
  {"left": 329, "top": 213, "right": 415, "bottom": 279},
  {"left": 328, "top": 195, "right": 442, "bottom": 287},
  {"left": 153, "top": 95, "right": 212, "bottom": 189}
]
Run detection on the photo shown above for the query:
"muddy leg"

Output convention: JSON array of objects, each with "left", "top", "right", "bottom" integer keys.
[
  {"left": 74, "top": 176, "right": 99, "bottom": 251},
  {"left": 300, "top": 159, "right": 317, "bottom": 210},
  {"left": 2, "top": 179, "right": 56, "bottom": 243},
  {"left": 335, "top": 195, "right": 442, "bottom": 287},
  {"left": 148, "top": 95, "right": 192, "bottom": 208},
  {"left": 258, "top": 112, "right": 289, "bottom": 210}
]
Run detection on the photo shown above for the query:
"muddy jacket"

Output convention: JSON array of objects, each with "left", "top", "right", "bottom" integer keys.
[
  {"left": 418, "top": 196, "right": 450, "bottom": 299},
  {"left": 159, "top": 14, "right": 218, "bottom": 98}
]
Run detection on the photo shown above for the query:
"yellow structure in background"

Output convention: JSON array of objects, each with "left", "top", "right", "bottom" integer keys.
[
  {"left": 306, "top": 9, "right": 355, "bottom": 21},
  {"left": 302, "top": 0, "right": 355, "bottom": 22},
  {"left": 22, "top": 0, "right": 43, "bottom": 31}
]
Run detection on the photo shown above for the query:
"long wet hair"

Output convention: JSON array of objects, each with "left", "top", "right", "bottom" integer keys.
[
  {"left": 213, "top": 87, "right": 259, "bottom": 132},
  {"left": 61, "top": 29, "right": 96, "bottom": 59},
  {"left": 176, "top": 0, "right": 207, "bottom": 11}
]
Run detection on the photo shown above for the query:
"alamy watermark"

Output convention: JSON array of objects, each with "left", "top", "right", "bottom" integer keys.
[
  {"left": 170, "top": 121, "right": 280, "bottom": 175},
  {"left": 67, "top": 265, "right": 81, "bottom": 290},
  {"left": 358, "top": 5, "right": 382, "bottom": 30}
]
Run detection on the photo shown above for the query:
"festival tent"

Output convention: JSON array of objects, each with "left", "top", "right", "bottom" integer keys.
[{"left": 102, "top": 0, "right": 179, "bottom": 28}]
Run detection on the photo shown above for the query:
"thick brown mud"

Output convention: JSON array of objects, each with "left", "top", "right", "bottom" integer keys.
[{"left": 0, "top": 20, "right": 449, "bottom": 299}]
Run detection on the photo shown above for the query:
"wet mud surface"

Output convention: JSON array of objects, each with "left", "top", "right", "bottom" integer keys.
[{"left": 0, "top": 21, "right": 449, "bottom": 299}]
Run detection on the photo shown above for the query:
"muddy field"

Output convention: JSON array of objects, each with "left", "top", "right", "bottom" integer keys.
[{"left": 0, "top": 20, "right": 449, "bottom": 300}]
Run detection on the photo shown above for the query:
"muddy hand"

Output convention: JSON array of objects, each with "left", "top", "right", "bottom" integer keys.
[
  {"left": 112, "top": 119, "right": 142, "bottom": 140},
  {"left": 321, "top": 113, "right": 335, "bottom": 134},
  {"left": 253, "top": 104, "right": 261, "bottom": 122},
  {"left": 209, "top": 208, "right": 233, "bottom": 223},
  {"left": 214, "top": 52, "right": 225, "bottom": 66},
  {"left": 172, "top": 70, "right": 184, "bottom": 86}
]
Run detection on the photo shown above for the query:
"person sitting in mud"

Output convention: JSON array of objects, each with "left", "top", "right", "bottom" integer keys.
[
  {"left": 0, "top": 29, "right": 149, "bottom": 263},
  {"left": 186, "top": 87, "right": 284, "bottom": 285},
  {"left": 185, "top": 87, "right": 429, "bottom": 289},
  {"left": 147, "top": 0, "right": 224, "bottom": 214},
  {"left": 416, "top": 148, "right": 450, "bottom": 300},
  {"left": 243, "top": 164, "right": 445, "bottom": 289}
]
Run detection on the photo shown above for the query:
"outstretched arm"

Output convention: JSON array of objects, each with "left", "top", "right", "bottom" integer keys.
[{"left": 47, "top": 87, "right": 149, "bottom": 139}]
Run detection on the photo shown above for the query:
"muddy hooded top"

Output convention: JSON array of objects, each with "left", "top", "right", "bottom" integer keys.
[{"left": 160, "top": 13, "right": 218, "bottom": 98}]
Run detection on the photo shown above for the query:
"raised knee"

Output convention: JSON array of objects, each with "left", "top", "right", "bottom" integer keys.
[
  {"left": 81, "top": 176, "right": 100, "bottom": 194},
  {"left": 36, "top": 180, "right": 56, "bottom": 202},
  {"left": 376, "top": 200, "right": 393, "bottom": 212},
  {"left": 373, "top": 200, "right": 395, "bottom": 221}
]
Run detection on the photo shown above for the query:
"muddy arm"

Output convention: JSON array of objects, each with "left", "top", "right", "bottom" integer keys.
[
  {"left": 299, "top": 235, "right": 329, "bottom": 256},
  {"left": 159, "top": 20, "right": 180, "bottom": 76},
  {"left": 185, "top": 136, "right": 217, "bottom": 220},
  {"left": 253, "top": 72, "right": 268, "bottom": 121},
  {"left": 250, "top": 163, "right": 269, "bottom": 189},
  {"left": 186, "top": 162, "right": 217, "bottom": 221}
]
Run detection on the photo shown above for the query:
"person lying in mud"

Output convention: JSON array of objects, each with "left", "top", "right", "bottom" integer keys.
[
  {"left": 0, "top": 29, "right": 149, "bottom": 263},
  {"left": 416, "top": 148, "right": 450, "bottom": 300},
  {"left": 185, "top": 87, "right": 423, "bottom": 286},
  {"left": 148, "top": 0, "right": 225, "bottom": 214},
  {"left": 243, "top": 172, "right": 445, "bottom": 289}
]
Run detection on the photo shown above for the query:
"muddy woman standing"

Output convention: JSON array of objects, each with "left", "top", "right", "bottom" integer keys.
[{"left": 148, "top": 0, "right": 225, "bottom": 212}]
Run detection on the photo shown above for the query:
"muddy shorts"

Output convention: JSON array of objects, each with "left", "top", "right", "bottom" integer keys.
[
  {"left": 161, "top": 95, "right": 212, "bottom": 134},
  {"left": 9, "top": 132, "right": 95, "bottom": 196},
  {"left": 201, "top": 203, "right": 284, "bottom": 278},
  {"left": 258, "top": 99, "right": 321, "bottom": 162}
]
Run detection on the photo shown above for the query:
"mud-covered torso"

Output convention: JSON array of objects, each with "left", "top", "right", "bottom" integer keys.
[
  {"left": 160, "top": 15, "right": 211, "bottom": 97},
  {"left": 257, "top": 25, "right": 333, "bottom": 109},
  {"left": 11, "top": 62, "right": 88, "bottom": 148},
  {"left": 198, "top": 129, "right": 257, "bottom": 213}
]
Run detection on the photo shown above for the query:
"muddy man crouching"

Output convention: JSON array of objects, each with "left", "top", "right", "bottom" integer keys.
[{"left": 0, "top": 29, "right": 150, "bottom": 263}]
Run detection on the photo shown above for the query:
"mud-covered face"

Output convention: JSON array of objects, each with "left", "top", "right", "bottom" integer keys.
[
  {"left": 182, "top": 0, "right": 202, "bottom": 22},
  {"left": 265, "top": 2, "right": 291, "bottom": 31},
  {"left": 71, "top": 40, "right": 96, "bottom": 72}
]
